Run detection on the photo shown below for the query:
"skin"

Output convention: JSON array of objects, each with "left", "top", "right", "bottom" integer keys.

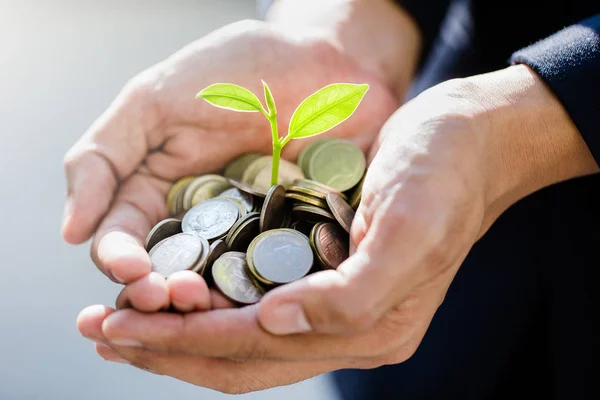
[{"left": 67, "top": 0, "right": 598, "bottom": 395}]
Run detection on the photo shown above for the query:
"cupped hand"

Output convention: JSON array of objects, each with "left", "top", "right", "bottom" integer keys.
[
  {"left": 62, "top": 19, "right": 398, "bottom": 283},
  {"left": 77, "top": 74, "right": 498, "bottom": 393}
]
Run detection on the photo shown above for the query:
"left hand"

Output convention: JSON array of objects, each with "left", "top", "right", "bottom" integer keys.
[{"left": 77, "top": 65, "right": 598, "bottom": 394}]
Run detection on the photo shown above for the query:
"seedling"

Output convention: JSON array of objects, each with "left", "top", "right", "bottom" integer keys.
[{"left": 196, "top": 81, "right": 369, "bottom": 186}]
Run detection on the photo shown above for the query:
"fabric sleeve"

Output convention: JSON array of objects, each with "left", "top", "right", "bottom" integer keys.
[
  {"left": 393, "top": 0, "right": 453, "bottom": 62},
  {"left": 511, "top": 14, "right": 600, "bottom": 165}
]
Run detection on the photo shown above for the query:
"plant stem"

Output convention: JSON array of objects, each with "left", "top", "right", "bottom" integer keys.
[
  {"left": 267, "top": 110, "right": 281, "bottom": 187},
  {"left": 271, "top": 142, "right": 281, "bottom": 186}
]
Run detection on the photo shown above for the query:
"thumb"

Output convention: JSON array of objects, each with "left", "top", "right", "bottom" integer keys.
[
  {"left": 258, "top": 249, "right": 398, "bottom": 335},
  {"left": 62, "top": 80, "right": 154, "bottom": 244}
]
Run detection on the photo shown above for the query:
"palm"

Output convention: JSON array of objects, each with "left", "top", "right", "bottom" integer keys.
[{"left": 63, "top": 20, "right": 397, "bottom": 283}]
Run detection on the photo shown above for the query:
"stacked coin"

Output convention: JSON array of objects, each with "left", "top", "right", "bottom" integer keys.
[{"left": 145, "top": 138, "right": 365, "bottom": 305}]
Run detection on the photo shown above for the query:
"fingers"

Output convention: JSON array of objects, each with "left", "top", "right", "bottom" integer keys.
[
  {"left": 115, "top": 272, "right": 170, "bottom": 312},
  {"left": 62, "top": 81, "right": 157, "bottom": 244},
  {"left": 99, "top": 306, "right": 406, "bottom": 361},
  {"left": 166, "top": 271, "right": 212, "bottom": 312},
  {"left": 91, "top": 174, "right": 169, "bottom": 283},
  {"left": 77, "top": 304, "right": 115, "bottom": 343}
]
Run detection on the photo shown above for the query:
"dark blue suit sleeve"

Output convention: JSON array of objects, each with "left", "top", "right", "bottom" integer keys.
[
  {"left": 393, "top": 1, "right": 452, "bottom": 62},
  {"left": 511, "top": 14, "right": 600, "bottom": 165}
]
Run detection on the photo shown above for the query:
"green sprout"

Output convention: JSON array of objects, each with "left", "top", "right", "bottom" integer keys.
[{"left": 196, "top": 81, "right": 369, "bottom": 186}]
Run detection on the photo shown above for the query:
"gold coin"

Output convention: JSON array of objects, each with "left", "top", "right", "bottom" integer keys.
[
  {"left": 182, "top": 175, "right": 230, "bottom": 211},
  {"left": 224, "top": 152, "right": 262, "bottom": 182},
  {"left": 307, "top": 139, "right": 366, "bottom": 192},
  {"left": 293, "top": 179, "right": 348, "bottom": 201},
  {"left": 349, "top": 175, "right": 364, "bottom": 210},
  {"left": 241, "top": 156, "right": 272, "bottom": 186},
  {"left": 285, "top": 192, "right": 328, "bottom": 209},
  {"left": 252, "top": 159, "right": 304, "bottom": 193},
  {"left": 286, "top": 185, "right": 326, "bottom": 200},
  {"left": 167, "top": 176, "right": 195, "bottom": 216},
  {"left": 297, "top": 138, "right": 334, "bottom": 176}
]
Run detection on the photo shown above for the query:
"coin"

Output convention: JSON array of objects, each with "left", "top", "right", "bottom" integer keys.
[
  {"left": 189, "top": 235, "right": 211, "bottom": 274},
  {"left": 293, "top": 179, "right": 348, "bottom": 201},
  {"left": 349, "top": 175, "right": 364, "bottom": 210},
  {"left": 149, "top": 233, "right": 203, "bottom": 277},
  {"left": 145, "top": 218, "right": 182, "bottom": 252},
  {"left": 212, "top": 253, "right": 264, "bottom": 305},
  {"left": 218, "top": 187, "right": 253, "bottom": 212},
  {"left": 187, "top": 176, "right": 231, "bottom": 209},
  {"left": 285, "top": 192, "right": 328, "bottom": 209},
  {"left": 252, "top": 159, "right": 304, "bottom": 193},
  {"left": 224, "top": 152, "right": 262, "bottom": 181},
  {"left": 241, "top": 156, "right": 272, "bottom": 186},
  {"left": 260, "top": 184, "right": 286, "bottom": 232},
  {"left": 307, "top": 139, "right": 366, "bottom": 192},
  {"left": 226, "top": 212, "right": 260, "bottom": 252},
  {"left": 203, "top": 239, "right": 227, "bottom": 282},
  {"left": 247, "top": 229, "right": 313, "bottom": 285},
  {"left": 228, "top": 178, "right": 267, "bottom": 198},
  {"left": 297, "top": 138, "right": 334, "bottom": 176},
  {"left": 181, "top": 175, "right": 227, "bottom": 211},
  {"left": 291, "top": 220, "right": 316, "bottom": 237},
  {"left": 292, "top": 204, "right": 335, "bottom": 222},
  {"left": 311, "top": 222, "right": 349, "bottom": 270},
  {"left": 224, "top": 197, "right": 248, "bottom": 218},
  {"left": 326, "top": 192, "right": 355, "bottom": 233},
  {"left": 167, "top": 176, "right": 195, "bottom": 215},
  {"left": 182, "top": 198, "right": 240, "bottom": 241}
]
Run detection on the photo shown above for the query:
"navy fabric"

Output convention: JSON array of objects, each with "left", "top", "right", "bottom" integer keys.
[
  {"left": 512, "top": 15, "right": 600, "bottom": 166},
  {"left": 332, "top": 1, "right": 599, "bottom": 399}
]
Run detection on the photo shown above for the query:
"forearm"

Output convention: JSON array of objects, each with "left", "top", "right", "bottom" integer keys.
[
  {"left": 449, "top": 65, "right": 599, "bottom": 221},
  {"left": 266, "top": 0, "right": 421, "bottom": 98}
]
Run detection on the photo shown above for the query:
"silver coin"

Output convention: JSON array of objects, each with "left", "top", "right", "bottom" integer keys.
[
  {"left": 182, "top": 198, "right": 240, "bottom": 241},
  {"left": 251, "top": 229, "right": 313, "bottom": 284},
  {"left": 149, "top": 233, "right": 203, "bottom": 277},
  {"left": 144, "top": 218, "right": 182, "bottom": 252},
  {"left": 212, "top": 254, "right": 263, "bottom": 304},
  {"left": 218, "top": 187, "right": 254, "bottom": 212}
]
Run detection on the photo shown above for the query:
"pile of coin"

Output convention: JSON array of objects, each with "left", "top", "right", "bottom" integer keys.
[{"left": 145, "top": 138, "right": 365, "bottom": 305}]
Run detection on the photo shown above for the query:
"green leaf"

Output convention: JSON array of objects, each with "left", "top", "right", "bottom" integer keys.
[
  {"left": 288, "top": 83, "right": 369, "bottom": 139},
  {"left": 196, "top": 83, "right": 264, "bottom": 112},
  {"left": 262, "top": 80, "right": 277, "bottom": 117}
]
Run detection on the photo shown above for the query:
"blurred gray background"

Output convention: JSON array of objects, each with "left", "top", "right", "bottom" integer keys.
[{"left": 0, "top": 1, "right": 338, "bottom": 398}]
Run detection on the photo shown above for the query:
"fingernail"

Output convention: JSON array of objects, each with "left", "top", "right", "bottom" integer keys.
[
  {"left": 111, "top": 271, "right": 125, "bottom": 284},
  {"left": 110, "top": 338, "right": 143, "bottom": 347},
  {"left": 263, "top": 303, "right": 312, "bottom": 335}
]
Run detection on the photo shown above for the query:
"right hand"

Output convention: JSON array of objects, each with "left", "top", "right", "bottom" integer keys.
[{"left": 62, "top": 20, "right": 398, "bottom": 285}]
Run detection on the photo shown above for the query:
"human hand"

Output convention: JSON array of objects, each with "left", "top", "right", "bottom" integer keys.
[
  {"left": 62, "top": 19, "right": 398, "bottom": 284},
  {"left": 76, "top": 65, "right": 599, "bottom": 393}
]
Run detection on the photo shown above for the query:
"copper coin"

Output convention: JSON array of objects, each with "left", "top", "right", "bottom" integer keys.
[
  {"left": 182, "top": 198, "right": 240, "bottom": 241},
  {"left": 312, "top": 222, "right": 349, "bottom": 270},
  {"left": 145, "top": 218, "right": 182, "bottom": 252},
  {"left": 292, "top": 204, "right": 335, "bottom": 223},
  {"left": 228, "top": 178, "right": 266, "bottom": 198},
  {"left": 149, "top": 233, "right": 203, "bottom": 277},
  {"left": 248, "top": 229, "right": 313, "bottom": 285},
  {"left": 260, "top": 184, "right": 286, "bottom": 232},
  {"left": 326, "top": 192, "right": 355, "bottom": 233},
  {"left": 212, "top": 253, "right": 263, "bottom": 305}
]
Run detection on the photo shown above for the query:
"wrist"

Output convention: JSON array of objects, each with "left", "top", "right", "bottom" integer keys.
[
  {"left": 455, "top": 65, "right": 599, "bottom": 217},
  {"left": 266, "top": 0, "right": 421, "bottom": 98}
]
